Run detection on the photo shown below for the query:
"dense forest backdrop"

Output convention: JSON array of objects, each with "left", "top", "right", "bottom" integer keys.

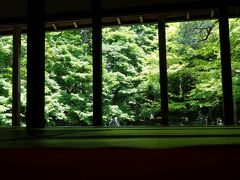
[{"left": 0, "top": 19, "right": 240, "bottom": 126}]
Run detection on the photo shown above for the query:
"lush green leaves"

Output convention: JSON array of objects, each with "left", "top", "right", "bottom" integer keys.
[{"left": 1, "top": 19, "right": 240, "bottom": 126}]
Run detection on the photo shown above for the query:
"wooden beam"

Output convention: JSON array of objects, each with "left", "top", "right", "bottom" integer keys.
[
  {"left": 12, "top": 25, "right": 21, "bottom": 127},
  {"left": 26, "top": 0, "right": 45, "bottom": 128},
  {"left": 219, "top": 7, "right": 234, "bottom": 125},
  {"left": 92, "top": 0, "right": 103, "bottom": 126},
  {"left": 236, "top": 8, "right": 239, "bottom": 16},
  {"left": 158, "top": 20, "right": 169, "bottom": 125}
]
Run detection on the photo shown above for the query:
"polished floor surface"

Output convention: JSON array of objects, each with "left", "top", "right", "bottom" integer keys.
[
  {"left": 0, "top": 126, "right": 240, "bottom": 148},
  {"left": 1, "top": 127, "right": 240, "bottom": 179}
]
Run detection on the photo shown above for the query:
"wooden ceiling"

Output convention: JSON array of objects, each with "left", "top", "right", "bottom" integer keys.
[{"left": 0, "top": 0, "right": 240, "bottom": 35}]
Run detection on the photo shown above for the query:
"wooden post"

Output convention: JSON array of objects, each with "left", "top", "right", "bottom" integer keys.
[
  {"left": 92, "top": 0, "right": 103, "bottom": 126},
  {"left": 158, "top": 20, "right": 169, "bottom": 125},
  {"left": 219, "top": 7, "right": 234, "bottom": 125},
  {"left": 12, "top": 25, "right": 21, "bottom": 127},
  {"left": 26, "top": 0, "right": 45, "bottom": 128}
]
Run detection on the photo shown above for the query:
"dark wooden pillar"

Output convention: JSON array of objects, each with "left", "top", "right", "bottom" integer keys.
[
  {"left": 219, "top": 7, "right": 234, "bottom": 125},
  {"left": 92, "top": 0, "right": 103, "bottom": 126},
  {"left": 158, "top": 20, "right": 169, "bottom": 125},
  {"left": 12, "top": 26, "right": 21, "bottom": 127},
  {"left": 26, "top": 0, "right": 45, "bottom": 128}
]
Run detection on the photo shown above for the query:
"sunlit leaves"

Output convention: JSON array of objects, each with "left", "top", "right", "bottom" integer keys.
[{"left": 1, "top": 19, "right": 240, "bottom": 126}]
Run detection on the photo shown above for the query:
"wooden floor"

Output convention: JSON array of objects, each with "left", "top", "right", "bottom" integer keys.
[
  {"left": 0, "top": 127, "right": 240, "bottom": 148},
  {"left": 0, "top": 127, "right": 240, "bottom": 179}
]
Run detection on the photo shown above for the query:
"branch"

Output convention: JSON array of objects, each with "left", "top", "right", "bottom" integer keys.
[{"left": 196, "top": 20, "right": 219, "bottom": 43}]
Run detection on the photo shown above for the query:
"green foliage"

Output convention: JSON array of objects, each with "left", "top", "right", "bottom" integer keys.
[
  {"left": 45, "top": 30, "right": 93, "bottom": 126},
  {"left": 0, "top": 36, "right": 13, "bottom": 126},
  {"left": 230, "top": 19, "right": 240, "bottom": 102},
  {"left": 166, "top": 20, "right": 224, "bottom": 125},
  {"left": 1, "top": 19, "right": 240, "bottom": 126}
]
